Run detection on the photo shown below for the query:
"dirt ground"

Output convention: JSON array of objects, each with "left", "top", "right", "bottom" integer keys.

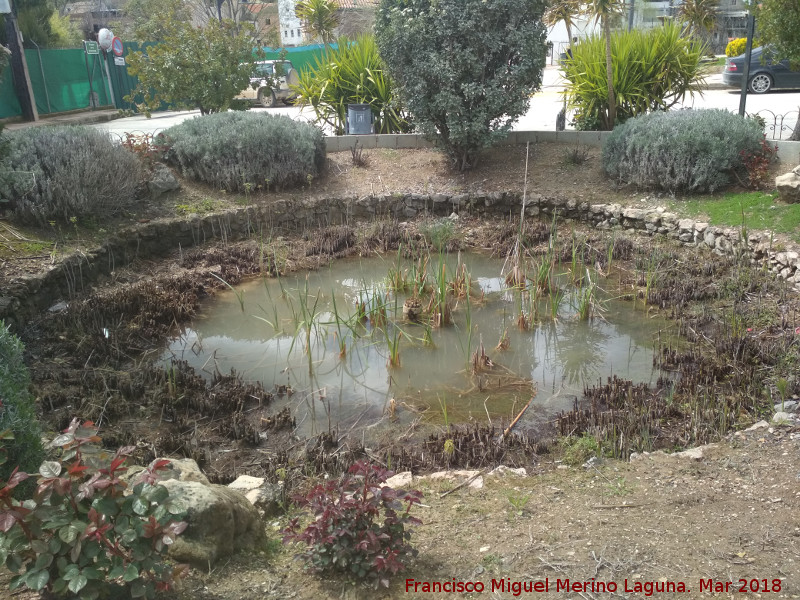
[
  {"left": 1, "top": 143, "right": 798, "bottom": 600},
  {"left": 171, "top": 420, "right": 799, "bottom": 600}
]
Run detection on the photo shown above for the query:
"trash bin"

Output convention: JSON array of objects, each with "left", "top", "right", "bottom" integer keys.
[{"left": 346, "top": 104, "right": 373, "bottom": 135}]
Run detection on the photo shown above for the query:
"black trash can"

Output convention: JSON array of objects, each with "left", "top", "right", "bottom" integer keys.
[{"left": 346, "top": 104, "right": 373, "bottom": 135}]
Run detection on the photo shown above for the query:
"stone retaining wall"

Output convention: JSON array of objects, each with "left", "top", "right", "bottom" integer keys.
[{"left": 3, "top": 190, "right": 799, "bottom": 329}]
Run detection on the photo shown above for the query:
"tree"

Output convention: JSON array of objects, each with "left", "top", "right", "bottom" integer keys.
[
  {"left": 753, "top": 0, "right": 800, "bottom": 66},
  {"left": 376, "top": 0, "right": 548, "bottom": 171},
  {"left": 0, "top": 0, "right": 56, "bottom": 47},
  {"left": 295, "top": 0, "right": 340, "bottom": 45},
  {"left": 677, "top": 0, "right": 719, "bottom": 47},
  {"left": 584, "top": 0, "right": 626, "bottom": 129},
  {"left": 543, "top": 0, "right": 582, "bottom": 54},
  {"left": 124, "top": 0, "right": 192, "bottom": 40},
  {"left": 125, "top": 18, "right": 260, "bottom": 115},
  {"left": 563, "top": 22, "right": 706, "bottom": 129}
]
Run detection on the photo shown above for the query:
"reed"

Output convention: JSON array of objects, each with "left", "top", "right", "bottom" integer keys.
[{"left": 210, "top": 272, "right": 245, "bottom": 312}]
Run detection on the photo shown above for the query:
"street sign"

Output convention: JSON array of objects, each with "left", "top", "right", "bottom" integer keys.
[
  {"left": 112, "top": 37, "right": 123, "bottom": 57},
  {"left": 85, "top": 41, "right": 99, "bottom": 55},
  {"left": 114, "top": 56, "right": 125, "bottom": 66}
]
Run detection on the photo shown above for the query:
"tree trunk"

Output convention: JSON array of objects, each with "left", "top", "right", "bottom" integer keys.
[
  {"left": 790, "top": 107, "right": 800, "bottom": 141},
  {"left": 603, "top": 17, "right": 616, "bottom": 130},
  {"left": 565, "top": 21, "right": 573, "bottom": 56}
]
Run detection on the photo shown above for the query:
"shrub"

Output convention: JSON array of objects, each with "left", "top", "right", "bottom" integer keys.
[
  {"left": 602, "top": 109, "right": 768, "bottom": 193},
  {"left": 125, "top": 17, "right": 260, "bottom": 116},
  {"left": 293, "top": 35, "right": 410, "bottom": 135},
  {"left": 282, "top": 461, "right": 422, "bottom": 588},
  {"left": 376, "top": 0, "right": 547, "bottom": 170},
  {"left": 0, "top": 419, "right": 188, "bottom": 600},
  {"left": 0, "top": 127, "right": 145, "bottom": 226},
  {"left": 563, "top": 22, "right": 705, "bottom": 131},
  {"left": 725, "top": 37, "right": 761, "bottom": 58},
  {"left": 0, "top": 321, "right": 43, "bottom": 485},
  {"left": 161, "top": 112, "right": 325, "bottom": 193}
]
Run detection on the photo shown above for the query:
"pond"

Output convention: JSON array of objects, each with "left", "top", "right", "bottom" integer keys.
[{"left": 162, "top": 252, "right": 675, "bottom": 437}]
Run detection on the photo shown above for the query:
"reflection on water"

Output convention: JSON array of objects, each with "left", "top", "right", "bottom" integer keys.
[{"left": 162, "top": 254, "right": 674, "bottom": 435}]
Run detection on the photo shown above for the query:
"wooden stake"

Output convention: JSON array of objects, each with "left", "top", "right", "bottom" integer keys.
[{"left": 503, "top": 396, "right": 534, "bottom": 438}]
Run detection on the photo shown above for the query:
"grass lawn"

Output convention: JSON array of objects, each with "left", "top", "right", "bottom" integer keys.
[{"left": 676, "top": 190, "right": 800, "bottom": 242}]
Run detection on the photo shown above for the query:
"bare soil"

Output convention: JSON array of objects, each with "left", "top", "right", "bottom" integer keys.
[
  {"left": 174, "top": 422, "right": 800, "bottom": 600},
  {"left": 1, "top": 144, "right": 798, "bottom": 600}
]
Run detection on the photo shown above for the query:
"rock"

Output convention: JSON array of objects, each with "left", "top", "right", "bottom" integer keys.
[
  {"left": 228, "top": 475, "right": 283, "bottom": 517},
  {"left": 487, "top": 466, "right": 527, "bottom": 477},
  {"left": 162, "top": 480, "right": 266, "bottom": 569},
  {"left": 147, "top": 163, "right": 180, "bottom": 200},
  {"left": 674, "top": 444, "right": 716, "bottom": 460},
  {"left": 745, "top": 420, "right": 770, "bottom": 431},
  {"left": 774, "top": 400, "right": 798, "bottom": 413},
  {"left": 429, "top": 470, "right": 483, "bottom": 489},
  {"left": 776, "top": 167, "right": 800, "bottom": 203},
  {"left": 772, "top": 411, "right": 795, "bottom": 424},
  {"left": 385, "top": 471, "right": 414, "bottom": 488},
  {"left": 582, "top": 456, "right": 603, "bottom": 469},
  {"left": 151, "top": 458, "right": 210, "bottom": 485}
]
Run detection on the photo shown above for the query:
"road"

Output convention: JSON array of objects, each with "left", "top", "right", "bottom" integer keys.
[{"left": 92, "top": 65, "right": 800, "bottom": 139}]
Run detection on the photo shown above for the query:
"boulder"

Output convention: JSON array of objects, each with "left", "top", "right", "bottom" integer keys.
[
  {"left": 228, "top": 475, "right": 283, "bottom": 517},
  {"left": 147, "top": 163, "right": 180, "bottom": 200},
  {"left": 162, "top": 479, "right": 266, "bottom": 569},
  {"left": 775, "top": 165, "right": 800, "bottom": 203},
  {"left": 151, "top": 457, "right": 210, "bottom": 485}
]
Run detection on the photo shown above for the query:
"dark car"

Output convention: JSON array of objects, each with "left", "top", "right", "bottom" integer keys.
[{"left": 723, "top": 46, "right": 800, "bottom": 94}]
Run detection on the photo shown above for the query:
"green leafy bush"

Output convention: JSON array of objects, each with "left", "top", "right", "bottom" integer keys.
[
  {"left": 725, "top": 37, "right": 761, "bottom": 58},
  {"left": 376, "top": 0, "right": 547, "bottom": 170},
  {"left": 602, "top": 109, "right": 768, "bottom": 193},
  {"left": 293, "top": 35, "right": 410, "bottom": 135},
  {"left": 282, "top": 461, "right": 422, "bottom": 588},
  {"left": 125, "top": 17, "right": 261, "bottom": 116},
  {"left": 0, "top": 420, "right": 188, "bottom": 600},
  {"left": 161, "top": 112, "right": 325, "bottom": 193},
  {"left": 0, "top": 321, "right": 43, "bottom": 485},
  {"left": 0, "top": 127, "right": 145, "bottom": 226},
  {"left": 563, "top": 22, "right": 705, "bottom": 131}
]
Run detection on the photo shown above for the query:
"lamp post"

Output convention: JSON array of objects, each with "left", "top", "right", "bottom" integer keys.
[
  {"left": 737, "top": 12, "right": 756, "bottom": 117},
  {"left": 1, "top": 0, "right": 38, "bottom": 121}
]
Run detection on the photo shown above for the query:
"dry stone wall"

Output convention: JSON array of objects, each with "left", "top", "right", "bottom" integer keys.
[{"left": 3, "top": 190, "right": 800, "bottom": 328}]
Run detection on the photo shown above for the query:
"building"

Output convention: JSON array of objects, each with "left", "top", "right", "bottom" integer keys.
[{"left": 277, "top": 0, "right": 377, "bottom": 47}]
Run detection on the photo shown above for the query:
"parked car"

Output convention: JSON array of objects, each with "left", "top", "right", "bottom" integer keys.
[
  {"left": 723, "top": 46, "right": 800, "bottom": 94},
  {"left": 236, "top": 60, "right": 299, "bottom": 108}
]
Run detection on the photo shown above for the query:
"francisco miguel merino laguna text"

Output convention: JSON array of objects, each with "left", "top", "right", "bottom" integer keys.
[{"left": 405, "top": 577, "right": 692, "bottom": 596}]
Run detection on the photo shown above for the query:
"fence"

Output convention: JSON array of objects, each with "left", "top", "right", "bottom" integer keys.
[
  {"left": 0, "top": 47, "right": 112, "bottom": 119},
  {"left": 0, "top": 42, "right": 333, "bottom": 122},
  {"left": 748, "top": 109, "right": 799, "bottom": 141}
]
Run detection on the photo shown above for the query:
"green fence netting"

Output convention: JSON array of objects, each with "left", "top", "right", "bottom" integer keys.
[{"left": 0, "top": 43, "right": 331, "bottom": 120}]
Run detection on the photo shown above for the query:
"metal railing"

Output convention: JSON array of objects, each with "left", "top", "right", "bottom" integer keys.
[{"left": 747, "top": 108, "right": 799, "bottom": 141}]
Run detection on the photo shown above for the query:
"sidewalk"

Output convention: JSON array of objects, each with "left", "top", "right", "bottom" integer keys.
[{"left": 2, "top": 108, "right": 122, "bottom": 131}]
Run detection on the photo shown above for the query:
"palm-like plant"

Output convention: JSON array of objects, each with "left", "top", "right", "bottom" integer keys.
[
  {"left": 543, "top": 0, "right": 582, "bottom": 54},
  {"left": 584, "top": 0, "right": 626, "bottom": 129},
  {"left": 295, "top": 0, "right": 340, "bottom": 45},
  {"left": 677, "top": 0, "right": 719, "bottom": 43}
]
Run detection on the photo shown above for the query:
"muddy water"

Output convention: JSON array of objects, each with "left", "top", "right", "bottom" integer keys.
[{"left": 163, "top": 254, "right": 674, "bottom": 436}]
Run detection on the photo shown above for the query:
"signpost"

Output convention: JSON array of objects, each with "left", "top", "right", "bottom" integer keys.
[{"left": 112, "top": 37, "right": 124, "bottom": 57}]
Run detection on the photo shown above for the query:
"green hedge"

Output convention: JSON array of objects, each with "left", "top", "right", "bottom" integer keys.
[
  {"left": 602, "top": 109, "right": 766, "bottom": 193},
  {"left": 0, "top": 321, "right": 43, "bottom": 484},
  {"left": 160, "top": 112, "right": 325, "bottom": 192}
]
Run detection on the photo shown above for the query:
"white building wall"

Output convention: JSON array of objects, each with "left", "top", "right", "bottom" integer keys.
[{"left": 277, "top": 0, "right": 305, "bottom": 46}]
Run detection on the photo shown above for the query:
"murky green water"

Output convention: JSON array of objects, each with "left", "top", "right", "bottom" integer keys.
[{"left": 163, "top": 253, "right": 674, "bottom": 436}]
